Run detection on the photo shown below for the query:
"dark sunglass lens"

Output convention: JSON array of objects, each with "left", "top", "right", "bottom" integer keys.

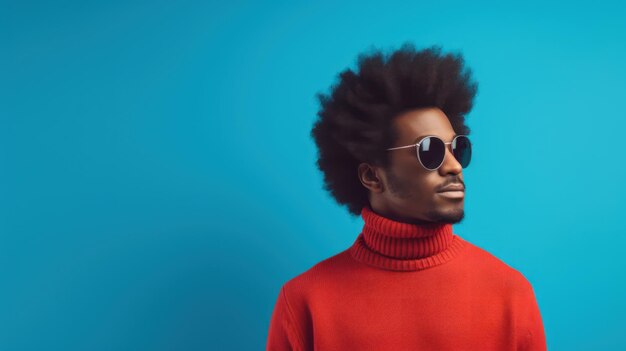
[
  {"left": 453, "top": 136, "right": 472, "bottom": 168},
  {"left": 418, "top": 137, "right": 445, "bottom": 170}
]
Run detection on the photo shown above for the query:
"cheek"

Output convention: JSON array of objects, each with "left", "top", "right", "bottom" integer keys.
[
  {"left": 388, "top": 155, "right": 439, "bottom": 195},
  {"left": 420, "top": 175, "right": 441, "bottom": 194},
  {"left": 400, "top": 157, "right": 436, "bottom": 180},
  {"left": 403, "top": 170, "right": 437, "bottom": 197},
  {"left": 394, "top": 154, "right": 428, "bottom": 176}
]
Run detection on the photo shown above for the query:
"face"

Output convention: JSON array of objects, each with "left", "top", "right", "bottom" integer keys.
[{"left": 358, "top": 107, "right": 466, "bottom": 225}]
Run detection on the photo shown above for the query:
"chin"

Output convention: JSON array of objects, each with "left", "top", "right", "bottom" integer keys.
[{"left": 429, "top": 208, "right": 465, "bottom": 224}]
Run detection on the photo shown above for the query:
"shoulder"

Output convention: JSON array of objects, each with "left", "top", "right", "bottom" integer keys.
[
  {"left": 279, "top": 249, "right": 353, "bottom": 301},
  {"left": 459, "top": 237, "right": 534, "bottom": 291}
]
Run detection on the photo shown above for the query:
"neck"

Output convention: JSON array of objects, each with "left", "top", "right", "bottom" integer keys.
[{"left": 349, "top": 205, "right": 466, "bottom": 271}]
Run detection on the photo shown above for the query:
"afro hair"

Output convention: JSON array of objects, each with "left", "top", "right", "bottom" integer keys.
[{"left": 310, "top": 43, "right": 478, "bottom": 216}]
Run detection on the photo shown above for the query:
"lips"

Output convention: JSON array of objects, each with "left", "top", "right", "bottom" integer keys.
[{"left": 437, "top": 184, "right": 465, "bottom": 193}]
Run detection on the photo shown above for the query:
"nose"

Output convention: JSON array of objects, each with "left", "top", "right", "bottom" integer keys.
[{"left": 438, "top": 145, "right": 463, "bottom": 176}]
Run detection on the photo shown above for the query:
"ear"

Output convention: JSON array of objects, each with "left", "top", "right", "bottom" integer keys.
[{"left": 358, "top": 163, "right": 384, "bottom": 193}]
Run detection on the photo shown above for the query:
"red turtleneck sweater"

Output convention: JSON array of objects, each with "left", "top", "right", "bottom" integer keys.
[{"left": 266, "top": 206, "right": 547, "bottom": 350}]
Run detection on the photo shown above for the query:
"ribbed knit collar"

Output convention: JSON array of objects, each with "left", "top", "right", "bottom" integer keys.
[{"left": 349, "top": 206, "right": 467, "bottom": 271}]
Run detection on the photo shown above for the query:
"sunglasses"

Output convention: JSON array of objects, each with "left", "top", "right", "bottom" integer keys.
[{"left": 385, "top": 135, "right": 472, "bottom": 171}]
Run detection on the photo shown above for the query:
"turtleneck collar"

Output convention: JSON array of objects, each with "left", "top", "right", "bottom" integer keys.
[{"left": 349, "top": 206, "right": 467, "bottom": 271}]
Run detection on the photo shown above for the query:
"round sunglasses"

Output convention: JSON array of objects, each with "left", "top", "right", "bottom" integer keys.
[{"left": 385, "top": 135, "right": 472, "bottom": 171}]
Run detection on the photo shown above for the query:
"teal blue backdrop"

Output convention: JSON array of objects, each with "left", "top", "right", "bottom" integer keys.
[{"left": 2, "top": 1, "right": 625, "bottom": 350}]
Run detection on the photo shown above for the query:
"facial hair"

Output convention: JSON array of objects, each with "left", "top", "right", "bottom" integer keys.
[{"left": 385, "top": 168, "right": 465, "bottom": 225}]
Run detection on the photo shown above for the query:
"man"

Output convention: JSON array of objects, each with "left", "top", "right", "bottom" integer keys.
[{"left": 266, "top": 43, "right": 547, "bottom": 350}]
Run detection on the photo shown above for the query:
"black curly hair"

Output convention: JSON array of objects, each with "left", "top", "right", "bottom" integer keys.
[{"left": 310, "top": 43, "right": 478, "bottom": 216}]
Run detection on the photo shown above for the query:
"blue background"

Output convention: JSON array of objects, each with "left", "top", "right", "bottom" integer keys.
[{"left": 2, "top": 1, "right": 625, "bottom": 350}]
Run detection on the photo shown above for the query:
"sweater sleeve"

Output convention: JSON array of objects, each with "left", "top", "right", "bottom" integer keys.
[
  {"left": 266, "top": 285, "right": 305, "bottom": 351},
  {"left": 518, "top": 279, "right": 548, "bottom": 351}
]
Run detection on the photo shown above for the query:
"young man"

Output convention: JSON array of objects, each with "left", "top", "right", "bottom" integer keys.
[{"left": 266, "top": 44, "right": 547, "bottom": 350}]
